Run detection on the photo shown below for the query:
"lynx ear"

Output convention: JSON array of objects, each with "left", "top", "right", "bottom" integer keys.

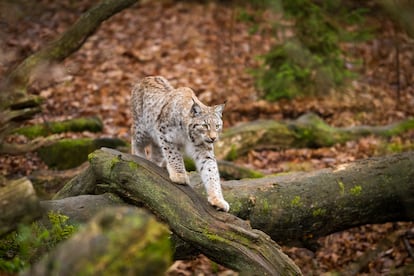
[
  {"left": 191, "top": 101, "right": 202, "bottom": 117},
  {"left": 214, "top": 103, "right": 225, "bottom": 116}
]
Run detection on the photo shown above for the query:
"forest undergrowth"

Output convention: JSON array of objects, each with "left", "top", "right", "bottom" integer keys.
[{"left": 0, "top": 0, "right": 413, "bottom": 275}]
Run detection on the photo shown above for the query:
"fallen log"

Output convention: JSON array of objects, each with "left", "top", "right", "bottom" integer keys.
[
  {"left": 40, "top": 193, "right": 126, "bottom": 224},
  {"left": 193, "top": 151, "right": 414, "bottom": 246},
  {"left": 55, "top": 149, "right": 414, "bottom": 249},
  {"left": 216, "top": 112, "right": 414, "bottom": 160},
  {"left": 87, "top": 148, "right": 302, "bottom": 275},
  {"left": 14, "top": 116, "right": 103, "bottom": 139},
  {"left": 22, "top": 207, "right": 172, "bottom": 276},
  {"left": 36, "top": 137, "right": 127, "bottom": 169}
]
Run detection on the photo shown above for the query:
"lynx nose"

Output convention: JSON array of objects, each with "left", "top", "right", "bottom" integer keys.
[{"left": 209, "top": 132, "right": 217, "bottom": 142}]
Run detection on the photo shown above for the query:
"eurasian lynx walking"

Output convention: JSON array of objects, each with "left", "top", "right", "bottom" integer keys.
[{"left": 131, "top": 76, "right": 229, "bottom": 212}]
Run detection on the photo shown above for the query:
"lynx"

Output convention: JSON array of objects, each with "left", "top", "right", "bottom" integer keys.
[{"left": 130, "top": 76, "right": 230, "bottom": 212}]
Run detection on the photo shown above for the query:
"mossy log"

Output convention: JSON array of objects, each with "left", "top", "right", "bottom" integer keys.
[
  {"left": 14, "top": 116, "right": 103, "bottom": 138},
  {"left": 36, "top": 137, "right": 127, "bottom": 170},
  {"left": 22, "top": 207, "right": 172, "bottom": 276},
  {"left": 85, "top": 148, "right": 302, "bottom": 275},
  {"left": 0, "top": 178, "right": 42, "bottom": 236},
  {"left": 205, "top": 151, "right": 414, "bottom": 247},
  {"left": 57, "top": 149, "right": 414, "bottom": 250},
  {"left": 40, "top": 193, "right": 127, "bottom": 225},
  {"left": 216, "top": 112, "right": 414, "bottom": 160}
]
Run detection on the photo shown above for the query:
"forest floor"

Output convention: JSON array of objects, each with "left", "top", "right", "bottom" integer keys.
[{"left": 1, "top": 0, "right": 413, "bottom": 275}]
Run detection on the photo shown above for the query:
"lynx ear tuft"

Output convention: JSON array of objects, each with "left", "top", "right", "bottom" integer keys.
[
  {"left": 214, "top": 103, "right": 225, "bottom": 116},
  {"left": 191, "top": 101, "right": 202, "bottom": 117}
]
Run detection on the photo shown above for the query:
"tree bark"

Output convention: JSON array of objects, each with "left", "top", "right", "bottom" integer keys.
[
  {"left": 22, "top": 207, "right": 172, "bottom": 276},
  {"left": 216, "top": 112, "right": 414, "bottom": 160},
  {"left": 0, "top": 178, "right": 42, "bottom": 236}
]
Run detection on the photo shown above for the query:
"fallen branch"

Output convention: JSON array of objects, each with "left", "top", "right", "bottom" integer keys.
[
  {"left": 14, "top": 116, "right": 103, "bottom": 138},
  {"left": 86, "top": 148, "right": 302, "bottom": 275},
  {"left": 216, "top": 113, "right": 414, "bottom": 160}
]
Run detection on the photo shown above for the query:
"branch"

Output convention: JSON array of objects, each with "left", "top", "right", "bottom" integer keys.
[
  {"left": 13, "top": 116, "right": 103, "bottom": 138},
  {"left": 216, "top": 113, "right": 414, "bottom": 160},
  {"left": 0, "top": 135, "right": 60, "bottom": 155},
  {"left": 1, "top": 0, "right": 138, "bottom": 108}
]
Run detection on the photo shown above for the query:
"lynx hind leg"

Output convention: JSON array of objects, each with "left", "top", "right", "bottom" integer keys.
[
  {"left": 131, "top": 125, "right": 148, "bottom": 159},
  {"left": 148, "top": 142, "right": 166, "bottom": 168},
  {"left": 160, "top": 142, "right": 189, "bottom": 185}
]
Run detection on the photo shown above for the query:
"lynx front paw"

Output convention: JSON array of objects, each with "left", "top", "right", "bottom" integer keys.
[
  {"left": 208, "top": 197, "right": 230, "bottom": 212},
  {"left": 169, "top": 171, "right": 189, "bottom": 185}
]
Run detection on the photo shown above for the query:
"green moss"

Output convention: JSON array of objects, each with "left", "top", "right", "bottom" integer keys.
[
  {"left": 312, "top": 208, "right": 326, "bottom": 217},
  {"left": 225, "top": 144, "right": 238, "bottom": 161},
  {"left": 128, "top": 161, "right": 139, "bottom": 170},
  {"left": 0, "top": 212, "right": 78, "bottom": 273},
  {"left": 262, "top": 199, "right": 270, "bottom": 213},
  {"left": 82, "top": 210, "right": 172, "bottom": 275},
  {"left": 290, "top": 195, "right": 302, "bottom": 207},
  {"left": 37, "top": 138, "right": 127, "bottom": 170},
  {"left": 337, "top": 180, "right": 345, "bottom": 195},
  {"left": 350, "top": 185, "right": 362, "bottom": 196},
  {"left": 14, "top": 117, "right": 103, "bottom": 138},
  {"left": 184, "top": 157, "right": 196, "bottom": 171}
]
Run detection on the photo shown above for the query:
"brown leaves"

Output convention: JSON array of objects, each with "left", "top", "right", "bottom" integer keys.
[{"left": 1, "top": 0, "right": 414, "bottom": 275}]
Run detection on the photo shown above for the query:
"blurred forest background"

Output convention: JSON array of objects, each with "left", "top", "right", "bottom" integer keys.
[{"left": 0, "top": 0, "right": 413, "bottom": 275}]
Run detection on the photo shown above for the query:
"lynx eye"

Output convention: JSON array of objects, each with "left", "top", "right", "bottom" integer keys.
[
  {"left": 202, "top": 123, "right": 209, "bottom": 129},
  {"left": 215, "top": 124, "right": 221, "bottom": 130}
]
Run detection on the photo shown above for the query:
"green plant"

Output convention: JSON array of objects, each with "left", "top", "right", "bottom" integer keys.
[
  {"left": 250, "top": 0, "right": 371, "bottom": 100},
  {"left": 0, "top": 211, "right": 78, "bottom": 273}
]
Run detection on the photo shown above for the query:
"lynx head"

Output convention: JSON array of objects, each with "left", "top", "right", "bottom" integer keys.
[{"left": 188, "top": 101, "right": 225, "bottom": 145}]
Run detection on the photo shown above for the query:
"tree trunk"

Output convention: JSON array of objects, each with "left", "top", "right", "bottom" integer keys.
[
  {"left": 216, "top": 112, "right": 414, "bottom": 160},
  {"left": 22, "top": 207, "right": 172, "bottom": 276},
  {"left": 0, "top": 178, "right": 42, "bottom": 236}
]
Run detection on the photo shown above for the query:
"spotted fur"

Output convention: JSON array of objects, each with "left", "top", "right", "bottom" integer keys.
[{"left": 131, "top": 76, "right": 229, "bottom": 212}]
